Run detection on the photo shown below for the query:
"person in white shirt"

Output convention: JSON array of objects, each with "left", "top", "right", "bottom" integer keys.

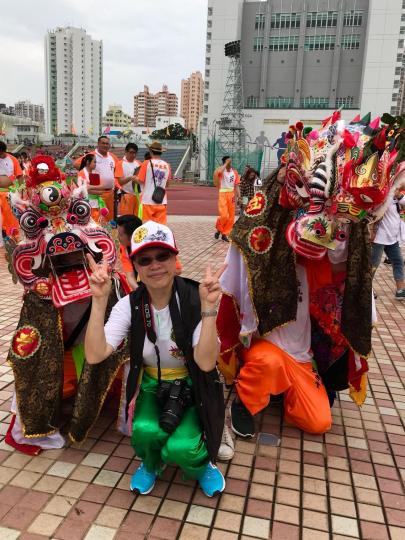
[
  {"left": 371, "top": 189, "right": 405, "bottom": 300},
  {"left": 84, "top": 221, "right": 227, "bottom": 497},
  {"left": 135, "top": 141, "right": 171, "bottom": 224},
  {"left": 116, "top": 143, "right": 142, "bottom": 218}
]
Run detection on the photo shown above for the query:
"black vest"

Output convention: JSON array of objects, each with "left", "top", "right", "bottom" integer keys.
[{"left": 127, "top": 276, "right": 225, "bottom": 462}]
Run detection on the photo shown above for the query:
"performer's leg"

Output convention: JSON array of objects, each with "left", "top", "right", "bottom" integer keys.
[
  {"left": 119, "top": 194, "right": 138, "bottom": 216},
  {"left": 142, "top": 204, "right": 167, "bottom": 224},
  {"left": 0, "top": 192, "right": 19, "bottom": 235},
  {"left": 161, "top": 404, "right": 209, "bottom": 480},
  {"left": 131, "top": 374, "right": 169, "bottom": 474},
  {"left": 223, "top": 192, "right": 236, "bottom": 236},
  {"left": 237, "top": 339, "right": 292, "bottom": 415},
  {"left": 100, "top": 190, "right": 114, "bottom": 218},
  {"left": 283, "top": 361, "right": 332, "bottom": 434},
  {"left": 216, "top": 192, "right": 229, "bottom": 234}
]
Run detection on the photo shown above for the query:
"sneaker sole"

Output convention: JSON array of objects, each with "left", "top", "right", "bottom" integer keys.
[
  {"left": 201, "top": 477, "right": 226, "bottom": 498},
  {"left": 230, "top": 418, "right": 255, "bottom": 438},
  {"left": 395, "top": 296, "right": 405, "bottom": 301},
  {"left": 130, "top": 480, "right": 156, "bottom": 496},
  {"left": 217, "top": 450, "right": 235, "bottom": 462}
]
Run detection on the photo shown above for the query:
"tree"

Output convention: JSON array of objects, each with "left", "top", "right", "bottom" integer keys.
[{"left": 150, "top": 123, "right": 188, "bottom": 140}]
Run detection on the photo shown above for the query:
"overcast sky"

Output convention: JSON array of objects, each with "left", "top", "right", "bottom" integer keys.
[{"left": 1, "top": 0, "right": 207, "bottom": 114}]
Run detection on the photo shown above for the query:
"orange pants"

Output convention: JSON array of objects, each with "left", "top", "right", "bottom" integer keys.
[
  {"left": 216, "top": 191, "right": 235, "bottom": 236},
  {"left": 101, "top": 190, "right": 114, "bottom": 219},
  {"left": 142, "top": 204, "right": 167, "bottom": 224},
  {"left": 0, "top": 191, "right": 19, "bottom": 236},
  {"left": 237, "top": 339, "right": 332, "bottom": 434},
  {"left": 119, "top": 193, "right": 141, "bottom": 218}
]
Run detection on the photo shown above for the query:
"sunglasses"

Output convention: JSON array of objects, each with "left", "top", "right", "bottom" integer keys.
[{"left": 135, "top": 251, "right": 173, "bottom": 267}]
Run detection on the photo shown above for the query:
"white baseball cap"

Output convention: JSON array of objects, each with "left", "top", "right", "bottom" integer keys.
[{"left": 130, "top": 221, "right": 179, "bottom": 258}]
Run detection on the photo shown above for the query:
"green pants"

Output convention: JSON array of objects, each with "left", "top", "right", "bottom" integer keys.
[{"left": 131, "top": 373, "right": 209, "bottom": 479}]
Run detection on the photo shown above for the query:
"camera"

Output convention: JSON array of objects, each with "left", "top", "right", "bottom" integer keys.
[{"left": 156, "top": 379, "right": 194, "bottom": 434}]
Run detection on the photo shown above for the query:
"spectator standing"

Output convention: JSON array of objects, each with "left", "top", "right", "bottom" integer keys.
[
  {"left": 371, "top": 189, "right": 405, "bottom": 300},
  {"left": 213, "top": 156, "right": 240, "bottom": 242},
  {"left": 115, "top": 143, "right": 142, "bottom": 218},
  {"left": 74, "top": 136, "right": 119, "bottom": 218},
  {"left": 135, "top": 141, "right": 171, "bottom": 224},
  {"left": 0, "top": 141, "right": 23, "bottom": 240}
]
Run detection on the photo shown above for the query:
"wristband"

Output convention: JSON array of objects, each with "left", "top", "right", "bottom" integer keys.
[{"left": 201, "top": 309, "right": 218, "bottom": 318}]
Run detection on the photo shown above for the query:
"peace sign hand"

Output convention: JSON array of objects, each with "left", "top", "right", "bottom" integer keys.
[
  {"left": 87, "top": 254, "right": 112, "bottom": 300},
  {"left": 199, "top": 263, "right": 227, "bottom": 310}
]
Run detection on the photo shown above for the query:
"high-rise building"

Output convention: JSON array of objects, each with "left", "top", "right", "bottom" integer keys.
[
  {"left": 14, "top": 101, "right": 44, "bottom": 127},
  {"left": 181, "top": 71, "right": 204, "bottom": 132},
  {"left": 133, "top": 85, "right": 178, "bottom": 127},
  {"left": 45, "top": 26, "right": 102, "bottom": 136},
  {"left": 202, "top": 0, "right": 405, "bottom": 149}
]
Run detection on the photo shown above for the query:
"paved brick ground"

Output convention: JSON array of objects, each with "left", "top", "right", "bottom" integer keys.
[{"left": 0, "top": 216, "right": 404, "bottom": 539}]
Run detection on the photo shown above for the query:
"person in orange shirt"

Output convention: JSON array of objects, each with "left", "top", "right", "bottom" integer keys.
[
  {"left": 135, "top": 141, "right": 171, "bottom": 224},
  {"left": 0, "top": 142, "right": 23, "bottom": 239},
  {"left": 74, "top": 136, "right": 119, "bottom": 219},
  {"left": 115, "top": 143, "right": 142, "bottom": 218},
  {"left": 213, "top": 156, "right": 240, "bottom": 242},
  {"left": 116, "top": 214, "right": 142, "bottom": 290}
]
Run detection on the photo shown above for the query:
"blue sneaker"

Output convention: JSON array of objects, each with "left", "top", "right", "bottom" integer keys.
[
  {"left": 198, "top": 462, "right": 225, "bottom": 497},
  {"left": 130, "top": 462, "right": 157, "bottom": 495}
]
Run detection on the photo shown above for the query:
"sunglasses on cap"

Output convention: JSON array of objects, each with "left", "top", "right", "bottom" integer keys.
[{"left": 134, "top": 251, "right": 173, "bottom": 267}]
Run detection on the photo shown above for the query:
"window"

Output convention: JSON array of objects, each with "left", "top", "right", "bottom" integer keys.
[
  {"left": 206, "top": 44, "right": 211, "bottom": 53},
  {"left": 341, "top": 34, "right": 361, "bottom": 50},
  {"left": 306, "top": 11, "right": 338, "bottom": 27},
  {"left": 401, "top": 26, "right": 405, "bottom": 34},
  {"left": 336, "top": 96, "right": 354, "bottom": 108},
  {"left": 253, "top": 36, "right": 264, "bottom": 52},
  {"left": 207, "top": 32, "right": 212, "bottom": 40},
  {"left": 401, "top": 13, "right": 405, "bottom": 21},
  {"left": 205, "top": 69, "right": 210, "bottom": 78},
  {"left": 271, "top": 12, "right": 300, "bottom": 29},
  {"left": 204, "top": 105, "right": 208, "bottom": 114},
  {"left": 265, "top": 97, "right": 293, "bottom": 108},
  {"left": 398, "top": 53, "right": 403, "bottom": 62},
  {"left": 246, "top": 96, "right": 259, "bottom": 108},
  {"left": 207, "top": 20, "right": 212, "bottom": 28},
  {"left": 204, "top": 93, "right": 209, "bottom": 101},
  {"left": 304, "top": 35, "right": 335, "bottom": 51},
  {"left": 255, "top": 13, "right": 266, "bottom": 30},
  {"left": 301, "top": 97, "right": 329, "bottom": 108},
  {"left": 269, "top": 35, "right": 299, "bottom": 51},
  {"left": 206, "top": 57, "right": 211, "bottom": 65},
  {"left": 399, "top": 39, "right": 404, "bottom": 48},
  {"left": 205, "top": 81, "right": 210, "bottom": 89},
  {"left": 208, "top": 7, "right": 213, "bottom": 16}
]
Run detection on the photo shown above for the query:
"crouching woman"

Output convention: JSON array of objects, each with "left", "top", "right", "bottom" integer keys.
[{"left": 85, "top": 221, "right": 226, "bottom": 497}]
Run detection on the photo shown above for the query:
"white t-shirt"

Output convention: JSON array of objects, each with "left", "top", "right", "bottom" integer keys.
[
  {"left": 262, "top": 264, "right": 312, "bottom": 362},
  {"left": 104, "top": 294, "right": 201, "bottom": 368},
  {"left": 375, "top": 197, "right": 405, "bottom": 245},
  {"left": 219, "top": 168, "right": 239, "bottom": 191},
  {"left": 94, "top": 151, "right": 116, "bottom": 190},
  {"left": 138, "top": 159, "right": 171, "bottom": 205},
  {"left": 120, "top": 158, "right": 141, "bottom": 194}
]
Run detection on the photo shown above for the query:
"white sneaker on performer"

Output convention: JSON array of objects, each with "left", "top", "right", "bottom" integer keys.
[{"left": 217, "top": 424, "right": 235, "bottom": 461}]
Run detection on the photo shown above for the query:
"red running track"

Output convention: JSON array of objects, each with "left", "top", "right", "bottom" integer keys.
[{"left": 166, "top": 184, "right": 218, "bottom": 216}]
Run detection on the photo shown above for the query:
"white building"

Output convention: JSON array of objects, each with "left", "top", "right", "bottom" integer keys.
[
  {"left": 200, "top": 0, "right": 405, "bottom": 180},
  {"left": 45, "top": 26, "right": 102, "bottom": 137},
  {"left": 14, "top": 101, "right": 44, "bottom": 127}
]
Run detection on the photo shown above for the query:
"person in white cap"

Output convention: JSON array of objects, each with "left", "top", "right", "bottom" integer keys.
[{"left": 85, "top": 221, "right": 228, "bottom": 497}]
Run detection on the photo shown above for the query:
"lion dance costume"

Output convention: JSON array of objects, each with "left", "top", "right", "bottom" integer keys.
[
  {"left": 4, "top": 156, "right": 129, "bottom": 454},
  {"left": 217, "top": 112, "right": 405, "bottom": 434}
]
